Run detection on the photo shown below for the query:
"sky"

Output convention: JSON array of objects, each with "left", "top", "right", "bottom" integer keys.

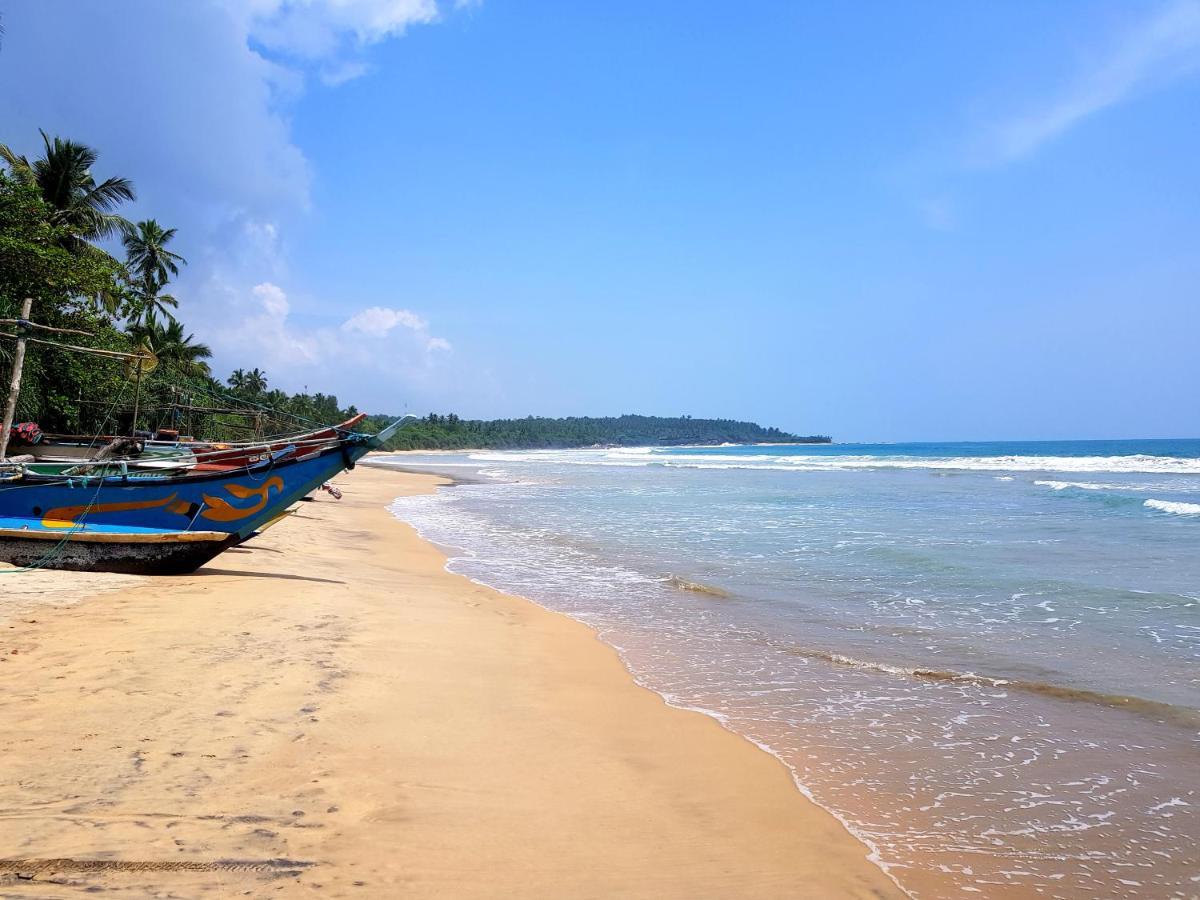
[{"left": 0, "top": 0, "right": 1197, "bottom": 441}]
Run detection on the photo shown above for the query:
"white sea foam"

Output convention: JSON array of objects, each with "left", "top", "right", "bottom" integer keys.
[
  {"left": 1144, "top": 499, "right": 1200, "bottom": 516},
  {"left": 1034, "top": 480, "right": 1129, "bottom": 491},
  {"left": 467, "top": 448, "right": 1200, "bottom": 475}
]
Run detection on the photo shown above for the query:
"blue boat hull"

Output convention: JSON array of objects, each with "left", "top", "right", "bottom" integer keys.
[{"left": 1, "top": 442, "right": 370, "bottom": 540}]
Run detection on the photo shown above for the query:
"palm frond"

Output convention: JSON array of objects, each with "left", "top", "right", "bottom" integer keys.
[
  {"left": 0, "top": 144, "right": 33, "bottom": 182},
  {"left": 83, "top": 175, "right": 136, "bottom": 211}
]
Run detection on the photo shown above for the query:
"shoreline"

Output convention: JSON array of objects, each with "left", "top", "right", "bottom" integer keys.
[{"left": 0, "top": 466, "right": 899, "bottom": 898}]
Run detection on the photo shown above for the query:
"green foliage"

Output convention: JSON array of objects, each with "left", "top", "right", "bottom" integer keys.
[
  {"left": 0, "top": 174, "right": 120, "bottom": 308},
  {"left": 0, "top": 130, "right": 134, "bottom": 247},
  {"left": 363, "top": 413, "right": 829, "bottom": 450},
  {"left": 126, "top": 314, "right": 212, "bottom": 377},
  {"left": 0, "top": 173, "right": 132, "bottom": 433}
]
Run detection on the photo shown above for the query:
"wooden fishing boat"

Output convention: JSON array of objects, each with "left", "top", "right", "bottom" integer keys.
[
  {"left": 0, "top": 418, "right": 407, "bottom": 544},
  {"left": 0, "top": 306, "right": 412, "bottom": 572},
  {"left": 0, "top": 518, "right": 237, "bottom": 574}
]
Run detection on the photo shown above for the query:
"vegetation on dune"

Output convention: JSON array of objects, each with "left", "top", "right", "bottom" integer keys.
[
  {"left": 362, "top": 413, "right": 828, "bottom": 450},
  {"left": 1, "top": 129, "right": 825, "bottom": 448}
]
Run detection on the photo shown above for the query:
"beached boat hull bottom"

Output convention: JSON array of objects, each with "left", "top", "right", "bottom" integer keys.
[{"left": 0, "top": 534, "right": 239, "bottom": 574}]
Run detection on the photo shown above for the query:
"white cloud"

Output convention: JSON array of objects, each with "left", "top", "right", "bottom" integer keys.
[
  {"left": 343, "top": 306, "right": 428, "bottom": 336},
  {"left": 253, "top": 282, "right": 291, "bottom": 317},
  {"left": 976, "top": 0, "right": 1200, "bottom": 165},
  {"left": 227, "top": 0, "right": 441, "bottom": 62},
  {"left": 209, "top": 285, "right": 450, "bottom": 387},
  {"left": 342, "top": 305, "right": 452, "bottom": 351}
]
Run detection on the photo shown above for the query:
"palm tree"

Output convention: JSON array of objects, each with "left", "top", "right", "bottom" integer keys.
[
  {"left": 119, "top": 220, "right": 186, "bottom": 325},
  {"left": 227, "top": 368, "right": 249, "bottom": 393},
  {"left": 120, "top": 280, "right": 179, "bottom": 325},
  {"left": 245, "top": 368, "right": 268, "bottom": 395},
  {"left": 0, "top": 130, "right": 134, "bottom": 249},
  {"left": 127, "top": 314, "right": 211, "bottom": 378},
  {"left": 123, "top": 219, "right": 185, "bottom": 291},
  {"left": 263, "top": 389, "right": 289, "bottom": 409}
]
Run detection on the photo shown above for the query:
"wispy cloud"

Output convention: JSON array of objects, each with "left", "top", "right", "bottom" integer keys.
[
  {"left": 975, "top": 0, "right": 1200, "bottom": 166},
  {"left": 228, "top": 0, "right": 442, "bottom": 81},
  {"left": 343, "top": 305, "right": 452, "bottom": 351},
  {"left": 320, "top": 59, "right": 371, "bottom": 86}
]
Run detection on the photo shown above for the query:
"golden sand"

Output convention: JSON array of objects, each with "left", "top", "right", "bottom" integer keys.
[{"left": 0, "top": 466, "right": 900, "bottom": 898}]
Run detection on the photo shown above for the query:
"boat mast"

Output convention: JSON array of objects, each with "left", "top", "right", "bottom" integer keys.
[{"left": 0, "top": 298, "right": 34, "bottom": 461}]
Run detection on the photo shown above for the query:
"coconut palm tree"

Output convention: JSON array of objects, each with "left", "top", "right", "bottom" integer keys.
[
  {"left": 120, "top": 281, "right": 179, "bottom": 325},
  {"left": 0, "top": 130, "right": 134, "bottom": 249},
  {"left": 245, "top": 368, "right": 268, "bottom": 395},
  {"left": 123, "top": 219, "right": 185, "bottom": 292},
  {"left": 118, "top": 220, "right": 186, "bottom": 325},
  {"left": 227, "top": 368, "right": 249, "bottom": 393},
  {"left": 127, "top": 313, "right": 211, "bottom": 378}
]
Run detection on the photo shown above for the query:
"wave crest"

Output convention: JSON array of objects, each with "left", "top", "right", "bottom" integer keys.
[
  {"left": 1144, "top": 499, "right": 1200, "bottom": 516},
  {"left": 467, "top": 449, "right": 1200, "bottom": 475}
]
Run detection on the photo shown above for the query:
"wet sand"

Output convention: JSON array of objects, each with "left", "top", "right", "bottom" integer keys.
[{"left": 0, "top": 466, "right": 899, "bottom": 898}]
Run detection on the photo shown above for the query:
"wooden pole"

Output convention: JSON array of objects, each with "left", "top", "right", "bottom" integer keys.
[
  {"left": 131, "top": 363, "right": 144, "bottom": 436},
  {"left": 0, "top": 298, "right": 34, "bottom": 461}
]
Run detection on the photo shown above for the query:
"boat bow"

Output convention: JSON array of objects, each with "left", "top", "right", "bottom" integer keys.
[{"left": 365, "top": 415, "right": 419, "bottom": 449}]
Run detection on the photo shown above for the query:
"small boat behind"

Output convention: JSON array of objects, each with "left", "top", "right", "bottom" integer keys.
[
  {"left": 166, "top": 413, "right": 368, "bottom": 471},
  {"left": 0, "top": 517, "right": 238, "bottom": 574}
]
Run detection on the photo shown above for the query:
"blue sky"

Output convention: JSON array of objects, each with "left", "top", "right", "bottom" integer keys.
[{"left": 1, "top": 1, "right": 1198, "bottom": 440}]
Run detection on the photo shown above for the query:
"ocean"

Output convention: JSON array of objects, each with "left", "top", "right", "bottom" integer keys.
[{"left": 374, "top": 440, "right": 1200, "bottom": 898}]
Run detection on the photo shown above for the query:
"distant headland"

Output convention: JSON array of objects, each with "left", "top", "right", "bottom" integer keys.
[{"left": 365, "top": 413, "right": 831, "bottom": 451}]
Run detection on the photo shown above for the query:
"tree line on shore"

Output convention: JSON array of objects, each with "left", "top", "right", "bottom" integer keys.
[{"left": 363, "top": 413, "right": 829, "bottom": 450}]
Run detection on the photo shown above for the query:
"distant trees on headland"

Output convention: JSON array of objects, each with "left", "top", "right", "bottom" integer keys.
[{"left": 365, "top": 413, "right": 830, "bottom": 450}]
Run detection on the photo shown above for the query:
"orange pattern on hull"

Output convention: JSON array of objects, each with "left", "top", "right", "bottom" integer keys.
[
  {"left": 42, "top": 494, "right": 179, "bottom": 529},
  {"left": 199, "top": 477, "right": 284, "bottom": 523}
]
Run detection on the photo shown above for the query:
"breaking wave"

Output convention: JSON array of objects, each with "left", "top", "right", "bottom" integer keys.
[
  {"left": 1034, "top": 480, "right": 1127, "bottom": 491},
  {"left": 467, "top": 448, "right": 1200, "bottom": 475},
  {"left": 1144, "top": 499, "right": 1200, "bottom": 516}
]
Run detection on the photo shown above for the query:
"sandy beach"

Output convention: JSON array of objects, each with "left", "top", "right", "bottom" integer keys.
[{"left": 0, "top": 465, "right": 899, "bottom": 899}]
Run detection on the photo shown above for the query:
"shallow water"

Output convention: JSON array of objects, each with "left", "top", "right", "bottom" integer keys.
[{"left": 379, "top": 440, "right": 1200, "bottom": 898}]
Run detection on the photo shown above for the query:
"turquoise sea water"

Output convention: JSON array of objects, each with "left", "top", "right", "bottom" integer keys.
[{"left": 377, "top": 440, "right": 1200, "bottom": 898}]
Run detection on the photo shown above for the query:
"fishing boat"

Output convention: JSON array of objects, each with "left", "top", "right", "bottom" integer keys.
[
  {"left": 0, "top": 303, "right": 412, "bottom": 572},
  {"left": 0, "top": 418, "right": 408, "bottom": 572},
  {"left": 0, "top": 418, "right": 407, "bottom": 542}
]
